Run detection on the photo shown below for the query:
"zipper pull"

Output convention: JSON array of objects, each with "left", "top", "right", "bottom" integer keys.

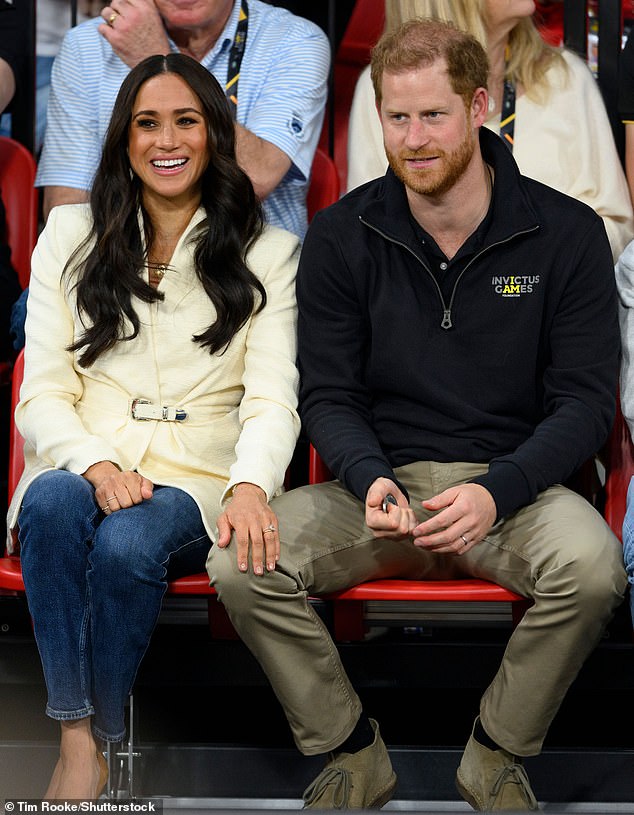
[{"left": 441, "top": 309, "right": 452, "bottom": 329}]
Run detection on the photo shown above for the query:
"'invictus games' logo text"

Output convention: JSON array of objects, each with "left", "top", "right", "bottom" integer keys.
[{"left": 492, "top": 275, "right": 540, "bottom": 297}]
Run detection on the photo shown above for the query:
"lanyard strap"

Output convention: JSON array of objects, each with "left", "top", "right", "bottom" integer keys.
[
  {"left": 226, "top": 0, "right": 249, "bottom": 117},
  {"left": 499, "top": 48, "right": 516, "bottom": 152},
  {"left": 499, "top": 78, "right": 516, "bottom": 151}
]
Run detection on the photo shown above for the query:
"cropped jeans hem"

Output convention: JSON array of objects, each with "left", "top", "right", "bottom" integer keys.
[
  {"left": 93, "top": 724, "right": 127, "bottom": 744},
  {"left": 46, "top": 703, "right": 95, "bottom": 722}
]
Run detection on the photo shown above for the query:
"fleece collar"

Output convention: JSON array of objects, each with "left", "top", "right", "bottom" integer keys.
[{"left": 358, "top": 127, "right": 541, "bottom": 253}]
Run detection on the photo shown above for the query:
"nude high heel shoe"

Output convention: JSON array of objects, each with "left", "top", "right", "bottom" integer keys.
[{"left": 96, "top": 749, "right": 109, "bottom": 799}]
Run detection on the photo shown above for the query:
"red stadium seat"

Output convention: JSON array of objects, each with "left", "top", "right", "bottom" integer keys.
[
  {"left": 307, "top": 147, "right": 340, "bottom": 222},
  {"left": 7, "top": 346, "right": 24, "bottom": 503},
  {"left": 0, "top": 136, "right": 38, "bottom": 290},
  {"left": 308, "top": 444, "right": 530, "bottom": 640},
  {"left": 0, "top": 349, "right": 529, "bottom": 639},
  {"left": 0, "top": 344, "right": 529, "bottom": 637},
  {"left": 319, "top": 0, "right": 385, "bottom": 190},
  {"left": 0, "top": 137, "right": 38, "bottom": 392},
  {"left": 603, "top": 398, "right": 634, "bottom": 542},
  {"left": 0, "top": 348, "right": 26, "bottom": 594}
]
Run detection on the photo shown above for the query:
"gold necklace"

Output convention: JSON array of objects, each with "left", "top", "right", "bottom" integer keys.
[{"left": 148, "top": 262, "right": 169, "bottom": 287}]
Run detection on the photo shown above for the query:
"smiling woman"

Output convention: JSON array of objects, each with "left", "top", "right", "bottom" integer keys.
[
  {"left": 128, "top": 72, "right": 211, "bottom": 277},
  {"left": 7, "top": 53, "right": 301, "bottom": 799}
]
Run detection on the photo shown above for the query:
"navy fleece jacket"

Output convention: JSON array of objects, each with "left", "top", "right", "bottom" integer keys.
[{"left": 297, "top": 127, "right": 619, "bottom": 521}]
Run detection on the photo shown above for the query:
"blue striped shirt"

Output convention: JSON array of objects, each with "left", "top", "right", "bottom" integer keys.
[{"left": 35, "top": 0, "right": 330, "bottom": 238}]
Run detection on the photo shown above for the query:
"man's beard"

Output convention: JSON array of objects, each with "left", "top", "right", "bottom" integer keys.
[{"left": 386, "top": 129, "right": 476, "bottom": 196}]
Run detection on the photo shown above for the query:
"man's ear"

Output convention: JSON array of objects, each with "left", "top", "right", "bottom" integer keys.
[{"left": 471, "top": 87, "right": 489, "bottom": 127}]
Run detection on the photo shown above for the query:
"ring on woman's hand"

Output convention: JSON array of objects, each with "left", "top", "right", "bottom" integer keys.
[
  {"left": 101, "top": 505, "right": 109, "bottom": 513},
  {"left": 105, "top": 495, "right": 117, "bottom": 504},
  {"left": 107, "top": 11, "right": 118, "bottom": 26},
  {"left": 460, "top": 534, "right": 469, "bottom": 546},
  {"left": 263, "top": 525, "right": 276, "bottom": 534}
]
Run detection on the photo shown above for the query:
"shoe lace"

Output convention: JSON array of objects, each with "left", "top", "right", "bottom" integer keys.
[
  {"left": 490, "top": 761, "right": 539, "bottom": 810},
  {"left": 303, "top": 765, "right": 351, "bottom": 809}
]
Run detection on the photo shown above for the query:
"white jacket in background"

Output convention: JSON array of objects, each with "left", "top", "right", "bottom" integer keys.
[{"left": 617, "top": 238, "right": 634, "bottom": 440}]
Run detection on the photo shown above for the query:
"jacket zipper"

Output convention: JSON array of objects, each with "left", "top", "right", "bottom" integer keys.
[{"left": 358, "top": 216, "right": 539, "bottom": 330}]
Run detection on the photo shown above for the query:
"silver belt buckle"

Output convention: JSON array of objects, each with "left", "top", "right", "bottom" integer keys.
[
  {"left": 131, "top": 398, "right": 187, "bottom": 422},
  {"left": 162, "top": 406, "right": 188, "bottom": 421},
  {"left": 131, "top": 398, "right": 152, "bottom": 421}
]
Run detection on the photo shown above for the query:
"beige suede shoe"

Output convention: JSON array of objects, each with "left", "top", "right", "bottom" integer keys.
[
  {"left": 456, "top": 719, "right": 540, "bottom": 811},
  {"left": 302, "top": 719, "right": 397, "bottom": 809}
]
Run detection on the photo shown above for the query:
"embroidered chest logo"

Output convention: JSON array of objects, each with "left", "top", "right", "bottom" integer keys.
[{"left": 491, "top": 275, "right": 540, "bottom": 298}]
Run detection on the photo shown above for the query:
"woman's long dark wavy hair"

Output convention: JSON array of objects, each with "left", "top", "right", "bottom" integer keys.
[{"left": 65, "top": 53, "right": 265, "bottom": 367}]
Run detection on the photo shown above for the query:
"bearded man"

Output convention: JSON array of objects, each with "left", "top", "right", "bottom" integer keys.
[{"left": 208, "top": 18, "right": 626, "bottom": 812}]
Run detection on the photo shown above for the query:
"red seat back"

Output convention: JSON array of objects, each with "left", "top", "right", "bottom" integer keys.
[
  {"left": 0, "top": 136, "right": 38, "bottom": 289},
  {"left": 1, "top": 347, "right": 25, "bottom": 589},
  {"left": 604, "top": 398, "right": 634, "bottom": 542},
  {"left": 307, "top": 147, "right": 340, "bottom": 222},
  {"left": 319, "top": 0, "right": 385, "bottom": 190},
  {"left": 8, "top": 347, "right": 25, "bottom": 504},
  {"left": 337, "top": 0, "right": 385, "bottom": 66}
]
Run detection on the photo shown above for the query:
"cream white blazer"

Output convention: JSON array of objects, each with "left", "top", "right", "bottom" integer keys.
[{"left": 6, "top": 204, "right": 301, "bottom": 550}]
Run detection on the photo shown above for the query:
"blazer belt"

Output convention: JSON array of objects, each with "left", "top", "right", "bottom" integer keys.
[{"left": 131, "top": 398, "right": 188, "bottom": 422}]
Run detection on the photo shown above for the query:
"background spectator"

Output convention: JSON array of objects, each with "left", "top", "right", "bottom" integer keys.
[
  {"left": 615, "top": 236, "right": 634, "bottom": 630},
  {"left": 33, "top": 1, "right": 97, "bottom": 153},
  {"left": 619, "top": 27, "right": 634, "bottom": 206},
  {"left": 36, "top": 0, "right": 330, "bottom": 239}
]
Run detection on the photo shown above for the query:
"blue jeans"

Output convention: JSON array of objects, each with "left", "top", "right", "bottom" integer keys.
[
  {"left": 18, "top": 470, "right": 210, "bottom": 741},
  {"left": 622, "top": 476, "right": 634, "bottom": 627}
]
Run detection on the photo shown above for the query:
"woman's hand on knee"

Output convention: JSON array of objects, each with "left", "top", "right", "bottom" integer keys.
[
  {"left": 215, "top": 482, "right": 279, "bottom": 576},
  {"left": 83, "top": 461, "right": 154, "bottom": 514}
]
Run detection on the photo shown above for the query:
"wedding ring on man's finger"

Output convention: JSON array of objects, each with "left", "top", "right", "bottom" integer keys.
[
  {"left": 107, "top": 11, "right": 118, "bottom": 26},
  {"left": 460, "top": 534, "right": 469, "bottom": 546}
]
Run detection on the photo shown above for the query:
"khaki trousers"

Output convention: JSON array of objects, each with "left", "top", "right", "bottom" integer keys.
[{"left": 207, "top": 461, "right": 626, "bottom": 757}]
